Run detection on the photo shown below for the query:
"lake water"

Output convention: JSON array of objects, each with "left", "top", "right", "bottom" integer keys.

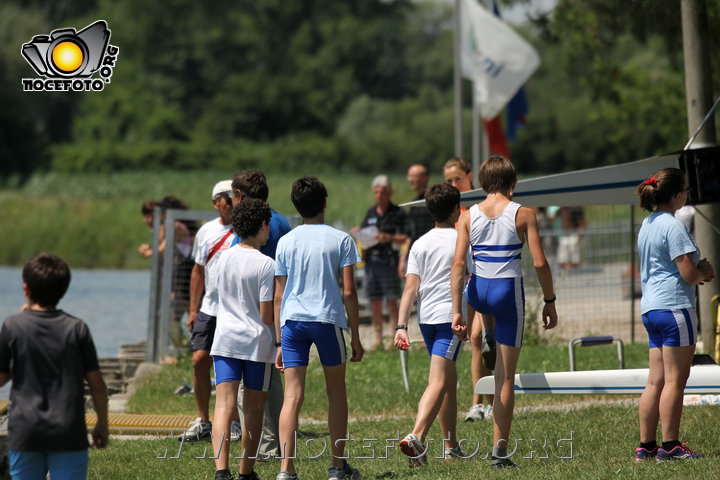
[{"left": 0, "top": 266, "right": 150, "bottom": 399}]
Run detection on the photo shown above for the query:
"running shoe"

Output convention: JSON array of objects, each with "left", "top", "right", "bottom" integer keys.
[
  {"left": 490, "top": 456, "right": 517, "bottom": 469},
  {"left": 656, "top": 443, "right": 704, "bottom": 461},
  {"left": 275, "top": 473, "right": 298, "bottom": 480},
  {"left": 483, "top": 404, "right": 493, "bottom": 421},
  {"left": 634, "top": 446, "right": 658, "bottom": 461},
  {"left": 215, "top": 471, "right": 235, "bottom": 480},
  {"left": 464, "top": 403, "right": 484, "bottom": 422},
  {"left": 328, "top": 461, "right": 361, "bottom": 480},
  {"left": 443, "top": 444, "right": 467, "bottom": 460},
  {"left": 231, "top": 420, "right": 242, "bottom": 442},
  {"left": 237, "top": 472, "right": 264, "bottom": 480},
  {"left": 482, "top": 335, "right": 497, "bottom": 371},
  {"left": 178, "top": 417, "right": 212, "bottom": 442},
  {"left": 399, "top": 433, "right": 428, "bottom": 467}
]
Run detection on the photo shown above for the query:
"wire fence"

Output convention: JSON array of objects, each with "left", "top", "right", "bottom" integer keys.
[
  {"left": 521, "top": 205, "right": 643, "bottom": 344},
  {"left": 146, "top": 205, "right": 650, "bottom": 361}
]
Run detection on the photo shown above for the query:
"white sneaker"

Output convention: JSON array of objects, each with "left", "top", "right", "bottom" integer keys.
[
  {"left": 483, "top": 404, "right": 493, "bottom": 420},
  {"left": 178, "top": 417, "right": 212, "bottom": 442},
  {"left": 231, "top": 420, "right": 242, "bottom": 442},
  {"left": 399, "top": 433, "right": 427, "bottom": 467},
  {"left": 464, "top": 404, "right": 484, "bottom": 422}
]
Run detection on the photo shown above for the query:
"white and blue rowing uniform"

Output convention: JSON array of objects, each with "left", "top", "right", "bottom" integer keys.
[{"left": 465, "top": 202, "right": 525, "bottom": 348}]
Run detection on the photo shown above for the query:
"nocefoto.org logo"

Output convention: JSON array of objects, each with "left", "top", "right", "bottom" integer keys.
[{"left": 21, "top": 20, "right": 119, "bottom": 92}]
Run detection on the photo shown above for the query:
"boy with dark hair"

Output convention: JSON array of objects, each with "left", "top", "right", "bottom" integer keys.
[
  {"left": 231, "top": 169, "right": 291, "bottom": 459},
  {"left": 394, "top": 183, "right": 465, "bottom": 466},
  {"left": 210, "top": 198, "right": 277, "bottom": 480},
  {"left": 0, "top": 253, "right": 108, "bottom": 479},
  {"left": 274, "top": 176, "right": 364, "bottom": 480}
]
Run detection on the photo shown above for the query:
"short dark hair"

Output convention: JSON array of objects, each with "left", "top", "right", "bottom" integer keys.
[
  {"left": 22, "top": 253, "right": 71, "bottom": 308},
  {"left": 232, "top": 198, "right": 272, "bottom": 238},
  {"left": 291, "top": 176, "right": 327, "bottom": 218},
  {"left": 636, "top": 167, "right": 686, "bottom": 212},
  {"left": 425, "top": 182, "right": 460, "bottom": 223},
  {"left": 478, "top": 154, "right": 516, "bottom": 194},
  {"left": 232, "top": 169, "right": 269, "bottom": 202},
  {"left": 141, "top": 200, "right": 156, "bottom": 215}
]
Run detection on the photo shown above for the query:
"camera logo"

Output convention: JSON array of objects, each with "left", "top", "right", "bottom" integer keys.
[{"left": 21, "top": 20, "right": 119, "bottom": 92}]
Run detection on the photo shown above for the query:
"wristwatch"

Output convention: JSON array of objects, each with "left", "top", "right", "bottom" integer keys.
[
  {"left": 395, "top": 324, "right": 408, "bottom": 331},
  {"left": 543, "top": 294, "right": 556, "bottom": 304},
  {"left": 274, "top": 341, "right": 282, "bottom": 347}
]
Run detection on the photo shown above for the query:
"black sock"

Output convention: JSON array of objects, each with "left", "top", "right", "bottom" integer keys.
[
  {"left": 662, "top": 440, "right": 681, "bottom": 451},
  {"left": 640, "top": 441, "right": 657, "bottom": 450}
]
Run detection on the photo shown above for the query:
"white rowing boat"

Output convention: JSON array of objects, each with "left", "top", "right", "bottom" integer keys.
[{"left": 475, "top": 364, "right": 720, "bottom": 395}]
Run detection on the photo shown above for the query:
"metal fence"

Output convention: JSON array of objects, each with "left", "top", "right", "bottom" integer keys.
[
  {"left": 521, "top": 205, "right": 643, "bottom": 344},
  {"left": 146, "top": 205, "right": 650, "bottom": 361},
  {"left": 145, "top": 208, "right": 302, "bottom": 362}
]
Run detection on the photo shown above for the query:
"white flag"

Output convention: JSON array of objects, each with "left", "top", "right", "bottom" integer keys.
[{"left": 460, "top": 0, "right": 540, "bottom": 119}]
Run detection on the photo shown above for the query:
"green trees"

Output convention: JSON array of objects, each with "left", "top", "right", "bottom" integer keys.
[{"left": 3, "top": 0, "right": 719, "bottom": 179}]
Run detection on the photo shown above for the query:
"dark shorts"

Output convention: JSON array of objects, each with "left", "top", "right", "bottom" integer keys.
[
  {"left": 364, "top": 255, "right": 401, "bottom": 300},
  {"left": 190, "top": 311, "right": 216, "bottom": 352}
]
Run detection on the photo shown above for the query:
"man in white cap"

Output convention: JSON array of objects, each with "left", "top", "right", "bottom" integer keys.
[{"left": 179, "top": 180, "right": 242, "bottom": 442}]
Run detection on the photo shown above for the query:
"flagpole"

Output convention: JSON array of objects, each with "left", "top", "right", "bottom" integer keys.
[
  {"left": 472, "top": 82, "right": 481, "bottom": 178},
  {"left": 453, "top": 0, "right": 463, "bottom": 158}
]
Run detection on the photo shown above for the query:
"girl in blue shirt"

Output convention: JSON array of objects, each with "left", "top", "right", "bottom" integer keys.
[{"left": 635, "top": 168, "right": 714, "bottom": 462}]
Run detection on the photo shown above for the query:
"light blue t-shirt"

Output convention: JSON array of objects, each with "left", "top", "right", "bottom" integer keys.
[
  {"left": 638, "top": 212, "right": 699, "bottom": 314},
  {"left": 275, "top": 224, "right": 361, "bottom": 328}
]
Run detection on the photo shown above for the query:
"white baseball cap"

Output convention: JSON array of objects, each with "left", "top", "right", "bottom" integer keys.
[{"left": 212, "top": 180, "right": 233, "bottom": 199}]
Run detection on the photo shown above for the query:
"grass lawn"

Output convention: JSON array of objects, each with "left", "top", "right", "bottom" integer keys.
[{"left": 104, "top": 343, "right": 720, "bottom": 479}]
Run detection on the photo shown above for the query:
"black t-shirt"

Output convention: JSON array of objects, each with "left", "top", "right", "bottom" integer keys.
[
  {"left": 361, "top": 202, "right": 406, "bottom": 258},
  {"left": 405, "top": 193, "right": 435, "bottom": 245},
  {"left": 0, "top": 309, "right": 100, "bottom": 451}
]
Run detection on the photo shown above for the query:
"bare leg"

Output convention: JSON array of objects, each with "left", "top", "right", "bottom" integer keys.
[
  {"left": 212, "top": 381, "right": 240, "bottom": 472},
  {"left": 278, "top": 366, "right": 307, "bottom": 475},
  {"left": 493, "top": 343, "right": 521, "bottom": 447},
  {"left": 435, "top": 359, "right": 458, "bottom": 450},
  {"left": 411, "top": 355, "right": 454, "bottom": 441},
  {"left": 470, "top": 312, "right": 493, "bottom": 406},
  {"left": 239, "top": 387, "right": 269, "bottom": 475},
  {"left": 639, "top": 347, "right": 664, "bottom": 442},
  {"left": 370, "top": 299, "right": 384, "bottom": 349},
  {"left": 659, "top": 345, "right": 695, "bottom": 442},
  {"left": 192, "top": 349, "right": 213, "bottom": 423},
  {"left": 323, "top": 363, "right": 348, "bottom": 470}
]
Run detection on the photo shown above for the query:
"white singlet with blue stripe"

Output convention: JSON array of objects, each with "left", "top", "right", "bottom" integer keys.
[{"left": 468, "top": 202, "right": 523, "bottom": 278}]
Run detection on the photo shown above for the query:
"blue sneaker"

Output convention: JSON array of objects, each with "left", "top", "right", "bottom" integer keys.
[
  {"left": 634, "top": 446, "right": 658, "bottom": 461},
  {"left": 657, "top": 443, "right": 704, "bottom": 461}
]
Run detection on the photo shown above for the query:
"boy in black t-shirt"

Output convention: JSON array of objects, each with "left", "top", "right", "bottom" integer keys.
[{"left": 0, "top": 253, "right": 108, "bottom": 479}]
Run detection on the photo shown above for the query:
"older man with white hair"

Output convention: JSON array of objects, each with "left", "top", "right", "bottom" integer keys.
[{"left": 356, "top": 175, "right": 408, "bottom": 350}]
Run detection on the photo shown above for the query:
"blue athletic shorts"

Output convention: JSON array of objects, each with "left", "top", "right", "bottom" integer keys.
[
  {"left": 419, "top": 323, "right": 461, "bottom": 361},
  {"left": 9, "top": 449, "right": 88, "bottom": 480},
  {"left": 213, "top": 355, "right": 273, "bottom": 391},
  {"left": 642, "top": 308, "right": 697, "bottom": 348},
  {"left": 281, "top": 321, "right": 347, "bottom": 368},
  {"left": 466, "top": 275, "right": 525, "bottom": 348}
]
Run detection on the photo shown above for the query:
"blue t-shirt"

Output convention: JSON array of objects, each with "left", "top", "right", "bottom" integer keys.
[
  {"left": 638, "top": 212, "right": 699, "bottom": 314},
  {"left": 275, "top": 224, "right": 361, "bottom": 328},
  {"left": 232, "top": 209, "right": 291, "bottom": 260}
]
